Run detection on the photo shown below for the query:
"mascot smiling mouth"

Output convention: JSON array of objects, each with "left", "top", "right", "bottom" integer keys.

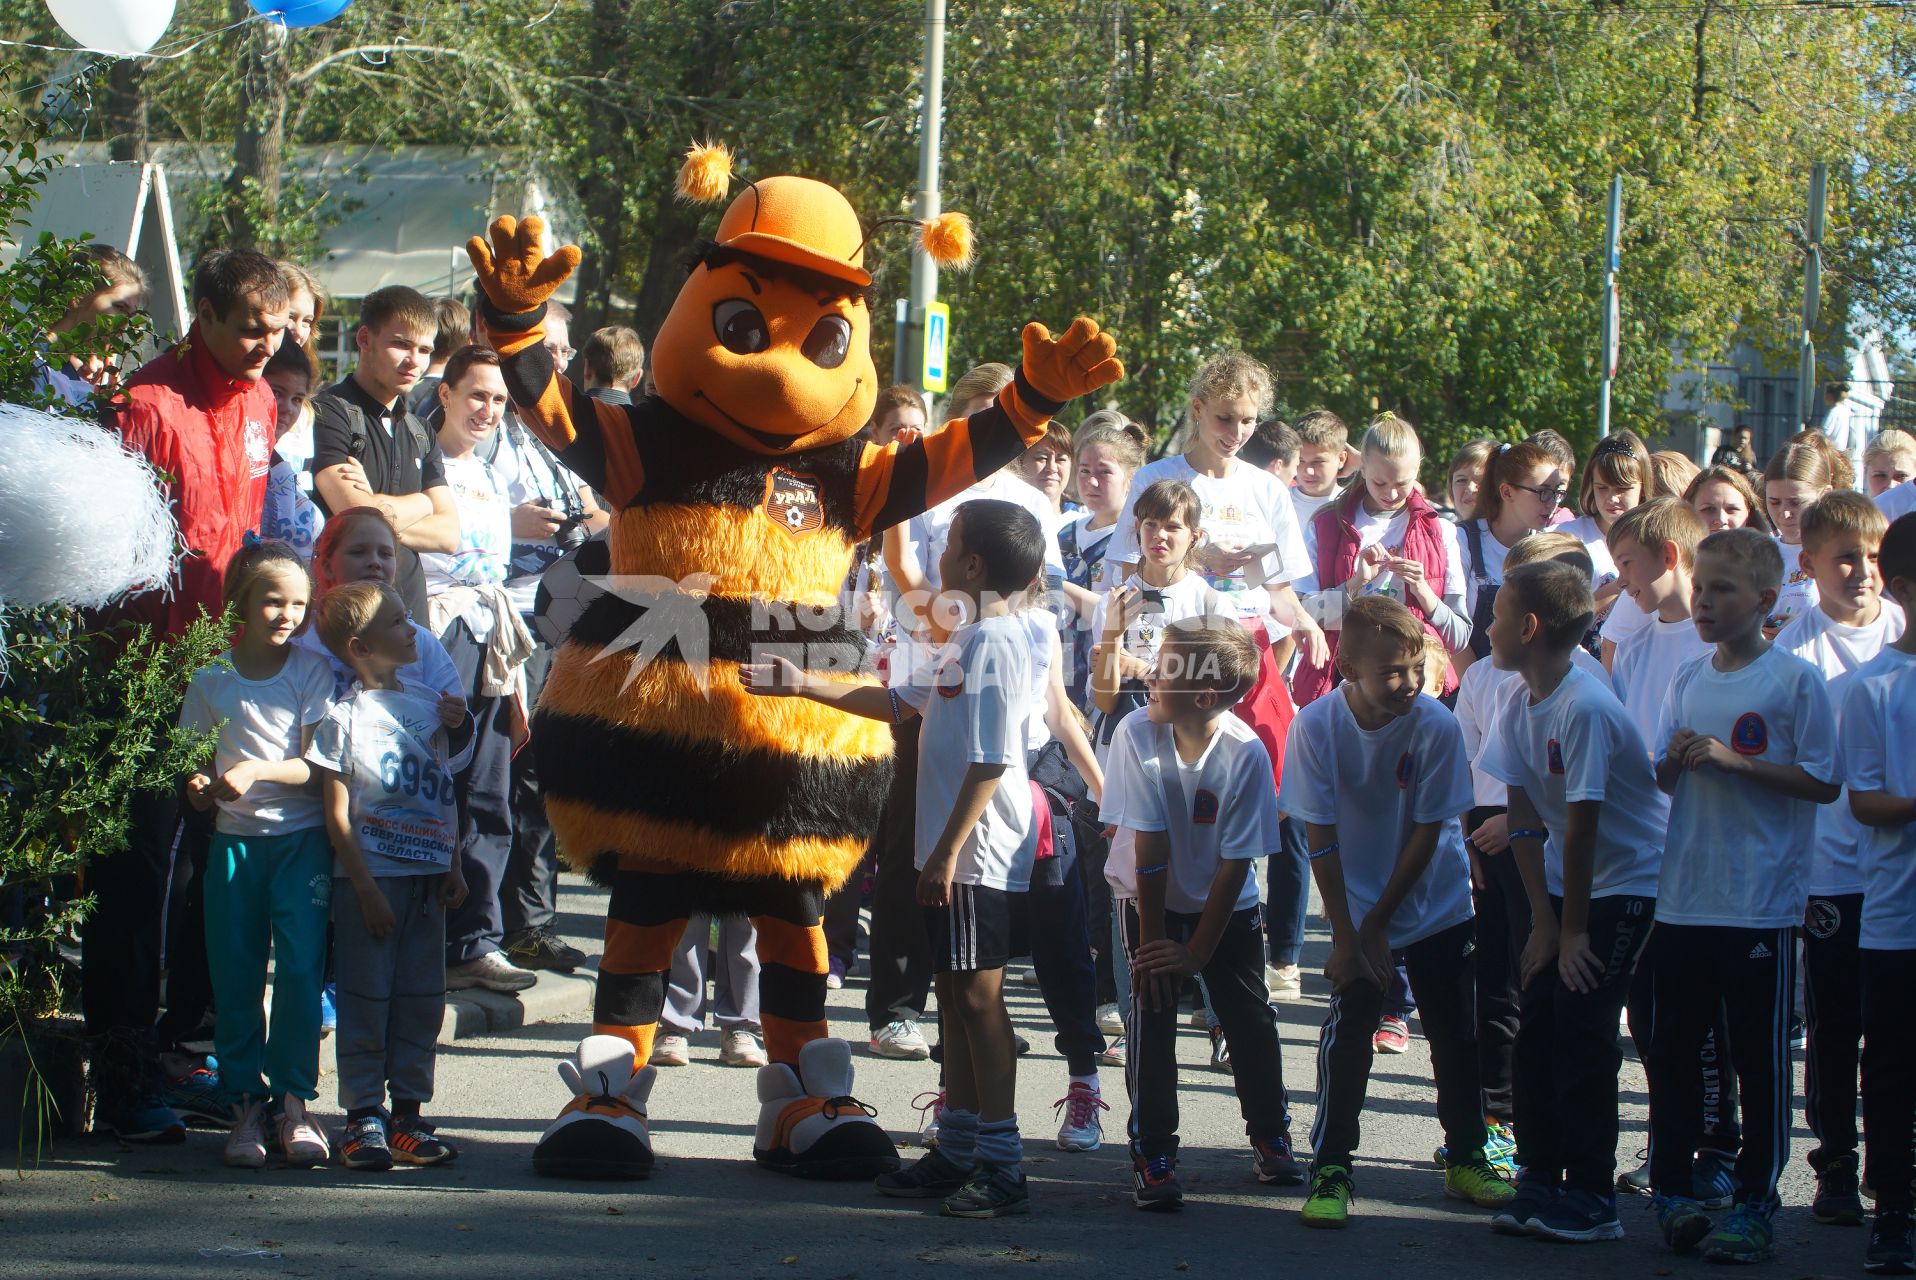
[{"left": 695, "top": 384, "right": 863, "bottom": 450}]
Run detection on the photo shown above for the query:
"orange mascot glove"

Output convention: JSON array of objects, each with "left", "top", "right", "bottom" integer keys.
[
  {"left": 1020, "top": 316, "right": 1125, "bottom": 404},
  {"left": 465, "top": 215, "right": 583, "bottom": 316}
]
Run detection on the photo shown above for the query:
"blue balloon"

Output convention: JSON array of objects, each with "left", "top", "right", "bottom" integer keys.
[{"left": 248, "top": 0, "right": 353, "bottom": 28}]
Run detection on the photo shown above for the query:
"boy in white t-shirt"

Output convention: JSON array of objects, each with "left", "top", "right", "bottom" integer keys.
[
  {"left": 1106, "top": 617, "right": 1298, "bottom": 1211},
  {"left": 1606, "top": 499, "right": 1742, "bottom": 1204},
  {"left": 748, "top": 499, "right": 1044, "bottom": 1218},
  {"left": 307, "top": 581, "right": 475, "bottom": 1173},
  {"left": 1836, "top": 511, "right": 1916, "bottom": 1274},
  {"left": 1476, "top": 561, "right": 1663, "bottom": 1242},
  {"left": 1774, "top": 492, "right": 1905, "bottom": 1227},
  {"left": 1280, "top": 597, "right": 1509, "bottom": 1228},
  {"left": 1647, "top": 528, "right": 1840, "bottom": 1263}
]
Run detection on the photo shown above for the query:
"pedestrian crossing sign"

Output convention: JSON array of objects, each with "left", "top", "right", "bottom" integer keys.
[{"left": 922, "top": 302, "right": 950, "bottom": 394}]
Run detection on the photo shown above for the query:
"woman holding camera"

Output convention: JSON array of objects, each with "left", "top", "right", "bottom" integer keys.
[{"left": 423, "top": 345, "right": 546, "bottom": 994}]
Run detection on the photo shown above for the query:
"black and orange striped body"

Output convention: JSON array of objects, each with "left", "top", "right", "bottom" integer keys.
[{"left": 488, "top": 300, "right": 1062, "bottom": 895}]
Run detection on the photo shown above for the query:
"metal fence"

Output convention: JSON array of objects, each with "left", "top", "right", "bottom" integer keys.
[{"left": 1733, "top": 375, "right": 1911, "bottom": 462}]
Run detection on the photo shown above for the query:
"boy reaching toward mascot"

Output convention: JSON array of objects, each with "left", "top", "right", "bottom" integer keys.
[{"left": 465, "top": 143, "right": 1122, "bottom": 1181}]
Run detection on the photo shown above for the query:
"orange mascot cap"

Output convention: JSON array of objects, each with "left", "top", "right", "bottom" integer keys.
[{"left": 713, "top": 176, "right": 873, "bottom": 289}]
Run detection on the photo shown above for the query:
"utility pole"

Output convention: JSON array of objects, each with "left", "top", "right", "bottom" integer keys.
[
  {"left": 1597, "top": 174, "right": 1622, "bottom": 438},
  {"left": 899, "top": 0, "right": 947, "bottom": 397},
  {"left": 1797, "top": 162, "right": 1829, "bottom": 430}
]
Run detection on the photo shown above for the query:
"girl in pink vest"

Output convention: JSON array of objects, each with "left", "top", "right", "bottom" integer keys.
[{"left": 1293, "top": 414, "right": 1469, "bottom": 706}]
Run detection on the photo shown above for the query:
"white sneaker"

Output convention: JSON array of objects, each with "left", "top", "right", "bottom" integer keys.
[
  {"left": 719, "top": 1030, "right": 768, "bottom": 1068},
  {"left": 1099, "top": 1034, "right": 1127, "bottom": 1068},
  {"left": 447, "top": 949, "right": 538, "bottom": 992},
  {"left": 1054, "top": 1081, "right": 1108, "bottom": 1152},
  {"left": 1269, "top": 964, "right": 1303, "bottom": 1001},
  {"left": 650, "top": 1034, "right": 691, "bottom": 1067},
  {"left": 1097, "top": 1003, "right": 1124, "bottom": 1036},
  {"left": 224, "top": 1097, "right": 267, "bottom": 1168},
  {"left": 1188, "top": 1007, "right": 1211, "bottom": 1030},
  {"left": 912, "top": 1088, "right": 945, "bottom": 1147},
  {"left": 276, "top": 1095, "right": 330, "bottom": 1167},
  {"left": 869, "top": 1019, "right": 931, "bottom": 1060}
]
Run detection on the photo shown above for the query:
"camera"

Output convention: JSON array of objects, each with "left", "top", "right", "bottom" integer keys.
[{"left": 544, "top": 498, "right": 589, "bottom": 552}]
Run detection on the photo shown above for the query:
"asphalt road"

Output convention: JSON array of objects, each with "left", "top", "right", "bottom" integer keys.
[{"left": 0, "top": 881, "right": 1864, "bottom": 1279}]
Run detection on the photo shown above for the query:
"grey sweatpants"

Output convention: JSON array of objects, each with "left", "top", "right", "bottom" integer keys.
[
  {"left": 661, "top": 913, "right": 761, "bottom": 1035},
  {"left": 333, "top": 874, "right": 445, "bottom": 1111}
]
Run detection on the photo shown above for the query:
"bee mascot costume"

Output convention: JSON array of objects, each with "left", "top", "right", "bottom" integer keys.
[{"left": 466, "top": 143, "right": 1123, "bottom": 1181}]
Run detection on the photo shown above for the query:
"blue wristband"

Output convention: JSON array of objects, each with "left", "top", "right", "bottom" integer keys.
[
  {"left": 1509, "top": 827, "right": 1549, "bottom": 843},
  {"left": 1135, "top": 863, "right": 1169, "bottom": 877},
  {"left": 888, "top": 689, "right": 903, "bottom": 723},
  {"left": 1307, "top": 842, "right": 1340, "bottom": 861}
]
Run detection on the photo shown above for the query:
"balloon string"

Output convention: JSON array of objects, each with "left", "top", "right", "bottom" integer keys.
[{"left": 6, "top": 12, "right": 268, "bottom": 61}]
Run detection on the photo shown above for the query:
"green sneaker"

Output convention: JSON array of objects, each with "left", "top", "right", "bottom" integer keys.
[
  {"left": 1703, "top": 1201, "right": 1775, "bottom": 1264},
  {"left": 1302, "top": 1165, "right": 1355, "bottom": 1229},
  {"left": 1656, "top": 1194, "right": 1715, "bottom": 1252},
  {"left": 1444, "top": 1153, "right": 1516, "bottom": 1208}
]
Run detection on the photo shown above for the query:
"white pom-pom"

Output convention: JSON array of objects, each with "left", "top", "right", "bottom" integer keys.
[{"left": 0, "top": 403, "right": 178, "bottom": 613}]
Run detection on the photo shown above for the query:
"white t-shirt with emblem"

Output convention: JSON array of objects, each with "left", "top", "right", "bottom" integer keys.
[
  {"left": 1478, "top": 664, "right": 1666, "bottom": 900},
  {"left": 1776, "top": 599, "right": 1906, "bottom": 896},
  {"left": 892, "top": 614, "right": 1035, "bottom": 891},
  {"left": 1102, "top": 710, "right": 1276, "bottom": 916},
  {"left": 1611, "top": 616, "right": 1714, "bottom": 759},
  {"left": 304, "top": 685, "right": 475, "bottom": 877},
  {"left": 1650, "top": 646, "right": 1839, "bottom": 927},
  {"left": 1106, "top": 455, "right": 1309, "bottom": 624},
  {"left": 1280, "top": 690, "right": 1476, "bottom": 948},
  {"left": 903, "top": 468, "right": 1064, "bottom": 596},
  {"left": 1455, "top": 648, "right": 1611, "bottom": 808},
  {"left": 1838, "top": 646, "right": 1916, "bottom": 950}
]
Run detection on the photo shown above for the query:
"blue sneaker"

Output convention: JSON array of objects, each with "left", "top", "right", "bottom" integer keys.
[
  {"left": 1655, "top": 1194, "right": 1715, "bottom": 1253},
  {"left": 98, "top": 1092, "right": 185, "bottom": 1144},
  {"left": 1703, "top": 1200, "right": 1775, "bottom": 1263},
  {"left": 1693, "top": 1147, "right": 1738, "bottom": 1210},
  {"left": 1529, "top": 1187, "right": 1625, "bottom": 1242},
  {"left": 1491, "top": 1178, "right": 1560, "bottom": 1236},
  {"left": 320, "top": 983, "right": 337, "bottom": 1039},
  {"left": 162, "top": 1059, "right": 234, "bottom": 1128}
]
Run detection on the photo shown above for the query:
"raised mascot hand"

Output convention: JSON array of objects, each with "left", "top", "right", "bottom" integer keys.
[
  {"left": 465, "top": 215, "right": 583, "bottom": 316},
  {"left": 1020, "top": 317, "right": 1125, "bottom": 404}
]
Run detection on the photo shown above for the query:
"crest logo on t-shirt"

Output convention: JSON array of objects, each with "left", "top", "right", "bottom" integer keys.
[
  {"left": 1192, "top": 790, "right": 1219, "bottom": 825},
  {"left": 764, "top": 468, "right": 824, "bottom": 536},
  {"left": 1805, "top": 898, "right": 1842, "bottom": 940},
  {"left": 1732, "top": 712, "right": 1769, "bottom": 756},
  {"left": 1546, "top": 739, "right": 1565, "bottom": 775},
  {"left": 1395, "top": 752, "right": 1414, "bottom": 789}
]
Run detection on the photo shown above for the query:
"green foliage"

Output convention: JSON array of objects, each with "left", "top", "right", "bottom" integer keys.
[
  {"left": 0, "top": 69, "right": 213, "bottom": 1027},
  {"left": 0, "top": 0, "right": 1907, "bottom": 475}
]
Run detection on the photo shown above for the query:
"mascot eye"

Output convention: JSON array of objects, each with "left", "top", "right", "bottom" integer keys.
[
  {"left": 801, "top": 315, "right": 853, "bottom": 369},
  {"left": 712, "top": 299, "right": 769, "bottom": 355}
]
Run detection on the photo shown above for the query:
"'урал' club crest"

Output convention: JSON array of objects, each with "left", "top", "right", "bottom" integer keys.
[{"left": 766, "top": 468, "right": 824, "bottom": 536}]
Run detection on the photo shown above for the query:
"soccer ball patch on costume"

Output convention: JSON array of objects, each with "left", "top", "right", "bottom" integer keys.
[
  {"left": 765, "top": 468, "right": 824, "bottom": 536},
  {"left": 1192, "top": 790, "right": 1219, "bottom": 825},
  {"left": 1732, "top": 712, "right": 1768, "bottom": 756},
  {"left": 1395, "top": 752, "right": 1414, "bottom": 789},
  {"left": 1546, "top": 739, "right": 1565, "bottom": 775}
]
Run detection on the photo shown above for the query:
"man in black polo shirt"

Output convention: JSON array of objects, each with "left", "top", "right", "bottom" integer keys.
[{"left": 311, "top": 285, "right": 458, "bottom": 614}]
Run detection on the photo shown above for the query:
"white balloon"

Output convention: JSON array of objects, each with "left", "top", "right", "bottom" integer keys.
[{"left": 46, "top": 0, "right": 177, "bottom": 57}]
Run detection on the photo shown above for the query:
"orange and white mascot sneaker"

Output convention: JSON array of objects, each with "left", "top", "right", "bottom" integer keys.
[
  {"left": 753, "top": 1038, "right": 898, "bottom": 1179},
  {"left": 535, "top": 1035, "right": 659, "bottom": 1180}
]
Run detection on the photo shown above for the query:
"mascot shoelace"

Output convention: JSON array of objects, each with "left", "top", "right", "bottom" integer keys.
[{"left": 466, "top": 143, "right": 1122, "bottom": 1181}]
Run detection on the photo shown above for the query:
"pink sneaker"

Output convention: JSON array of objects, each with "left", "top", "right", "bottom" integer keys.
[
  {"left": 1373, "top": 1015, "right": 1411, "bottom": 1055},
  {"left": 276, "top": 1095, "right": 331, "bottom": 1167}
]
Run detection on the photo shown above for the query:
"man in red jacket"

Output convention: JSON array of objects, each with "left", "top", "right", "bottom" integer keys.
[{"left": 87, "top": 249, "right": 290, "bottom": 1142}]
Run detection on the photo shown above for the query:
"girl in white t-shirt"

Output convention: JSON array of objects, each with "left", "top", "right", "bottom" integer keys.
[
  {"left": 1104, "top": 354, "right": 1316, "bottom": 785},
  {"left": 1057, "top": 412, "right": 1149, "bottom": 709},
  {"left": 180, "top": 540, "right": 337, "bottom": 1170},
  {"left": 1762, "top": 440, "right": 1840, "bottom": 635}
]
